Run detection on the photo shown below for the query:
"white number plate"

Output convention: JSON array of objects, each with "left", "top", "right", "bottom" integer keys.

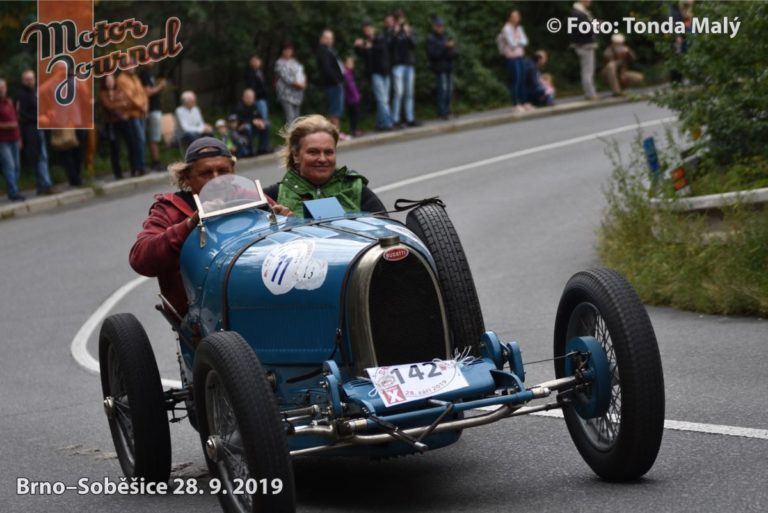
[{"left": 365, "top": 360, "right": 469, "bottom": 408}]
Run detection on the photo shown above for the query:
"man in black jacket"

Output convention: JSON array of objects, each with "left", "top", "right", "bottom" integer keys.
[
  {"left": 354, "top": 21, "right": 393, "bottom": 131},
  {"left": 235, "top": 88, "right": 271, "bottom": 156},
  {"left": 316, "top": 30, "right": 345, "bottom": 130},
  {"left": 15, "top": 70, "right": 54, "bottom": 195},
  {"left": 244, "top": 55, "right": 270, "bottom": 121},
  {"left": 425, "top": 16, "right": 457, "bottom": 119}
]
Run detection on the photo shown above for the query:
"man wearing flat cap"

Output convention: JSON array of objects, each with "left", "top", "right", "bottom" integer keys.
[{"left": 129, "top": 137, "right": 291, "bottom": 316}]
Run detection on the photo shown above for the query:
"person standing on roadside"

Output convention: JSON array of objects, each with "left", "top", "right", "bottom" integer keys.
[
  {"left": 355, "top": 20, "right": 394, "bottom": 131},
  {"left": 426, "top": 16, "right": 457, "bottom": 119},
  {"left": 274, "top": 42, "right": 306, "bottom": 126},
  {"left": 570, "top": 0, "right": 599, "bottom": 100},
  {"left": 499, "top": 10, "right": 532, "bottom": 112},
  {"left": 99, "top": 73, "right": 133, "bottom": 180},
  {"left": 343, "top": 56, "right": 363, "bottom": 137},
  {"left": 15, "top": 69, "right": 54, "bottom": 195},
  {"left": 244, "top": 55, "right": 270, "bottom": 122},
  {"left": 139, "top": 62, "right": 167, "bottom": 172},
  {"left": 0, "top": 78, "right": 25, "bottom": 201},
  {"left": 316, "top": 30, "right": 345, "bottom": 132},
  {"left": 117, "top": 63, "right": 149, "bottom": 176},
  {"left": 390, "top": 10, "right": 420, "bottom": 128}
]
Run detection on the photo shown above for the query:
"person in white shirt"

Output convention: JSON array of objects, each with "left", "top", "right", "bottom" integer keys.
[
  {"left": 175, "top": 90, "right": 212, "bottom": 146},
  {"left": 499, "top": 10, "right": 532, "bottom": 112}
]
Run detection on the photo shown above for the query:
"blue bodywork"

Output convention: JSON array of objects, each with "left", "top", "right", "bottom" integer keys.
[{"left": 176, "top": 204, "right": 608, "bottom": 457}]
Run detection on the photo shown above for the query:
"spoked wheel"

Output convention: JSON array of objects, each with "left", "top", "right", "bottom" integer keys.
[
  {"left": 99, "top": 313, "right": 171, "bottom": 482},
  {"left": 406, "top": 202, "right": 485, "bottom": 354},
  {"left": 193, "top": 331, "right": 295, "bottom": 513},
  {"left": 554, "top": 268, "right": 665, "bottom": 481}
]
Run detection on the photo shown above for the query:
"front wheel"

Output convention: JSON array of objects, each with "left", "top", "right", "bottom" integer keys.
[
  {"left": 99, "top": 313, "right": 171, "bottom": 482},
  {"left": 193, "top": 331, "right": 296, "bottom": 513},
  {"left": 554, "top": 268, "right": 664, "bottom": 481}
]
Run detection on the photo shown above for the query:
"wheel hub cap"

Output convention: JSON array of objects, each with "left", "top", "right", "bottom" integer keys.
[
  {"left": 103, "top": 396, "right": 115, "bottom": 419},
  {"left": 206, "top": 435, "right": 222, "bottom": 462}
]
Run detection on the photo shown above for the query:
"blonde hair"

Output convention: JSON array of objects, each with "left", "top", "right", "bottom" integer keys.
[
  {"left": 168, "top": 161, "right": 194, "bottom": 191},
  {"left": 279, "top": 114, "right": 339, "bottom": 170}
]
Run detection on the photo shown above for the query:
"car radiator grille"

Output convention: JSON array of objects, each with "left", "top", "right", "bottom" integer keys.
[{"left": 368, "top": 254, "right": 448, "bottom": 366}]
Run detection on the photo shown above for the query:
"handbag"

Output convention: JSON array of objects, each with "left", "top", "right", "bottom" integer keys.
[{"left": 50, "top": 128, "right": 80, "bottom": 150}]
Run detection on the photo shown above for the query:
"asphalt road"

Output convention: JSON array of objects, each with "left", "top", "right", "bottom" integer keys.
[{"left": 1, "top": 101, "right": 766, "bottom": 513}]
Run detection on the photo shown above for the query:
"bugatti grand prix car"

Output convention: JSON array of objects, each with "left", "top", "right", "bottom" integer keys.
[{"left": 99, "top": 175, "right": 665, "bottom": 512}]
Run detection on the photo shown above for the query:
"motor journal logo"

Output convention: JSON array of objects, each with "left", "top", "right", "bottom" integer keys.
[{"left": 19, "top": 0, "right": 182, "bottom": 129}]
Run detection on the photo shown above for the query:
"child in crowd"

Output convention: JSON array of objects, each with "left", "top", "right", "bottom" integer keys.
[
  {"left": 214, "top": 118, "right": 237, "bottom": 154},
  {"left": 343, "top": 56, "right": 363, "bottom": 137},
  {"left": 219, "top": 114, "right": 249, "bottom": 158}
]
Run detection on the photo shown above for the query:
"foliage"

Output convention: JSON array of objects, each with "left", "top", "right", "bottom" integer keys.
[
  {"left": 652, "top": 1, "right": 768, "bottom": 165},
  {"left": 3, "top": 1, "right": 665, "bottom": 112},
  {"left": 598, "top": 132, "right": 768, "bottom": 316}
]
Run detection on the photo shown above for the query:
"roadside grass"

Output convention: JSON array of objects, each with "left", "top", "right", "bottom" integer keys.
[{"left": 598, "top": 133, "right": 768, "bottom": 317}]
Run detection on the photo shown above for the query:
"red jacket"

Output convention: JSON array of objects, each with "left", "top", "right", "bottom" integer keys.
[
  {"left": 129, "top": 193, "right": 196, "bottom": 315},
  {"left": 130, "top": 191, "right": 278, "bottom": 316}
]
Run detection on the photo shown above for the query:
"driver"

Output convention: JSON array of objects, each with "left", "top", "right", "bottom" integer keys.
[
  {"left": 263, "top": 114, "right": 386, "bottom": 217},
  {"left": 129, "top": 137, "right": 291, "bottom": 316}
]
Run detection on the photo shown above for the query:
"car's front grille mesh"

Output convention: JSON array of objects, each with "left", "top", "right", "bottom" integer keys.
[{"left": 368, "top": 254, "right": 447, "bottom": 365}]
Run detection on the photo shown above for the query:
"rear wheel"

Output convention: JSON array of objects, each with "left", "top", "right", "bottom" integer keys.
[
  {"left": 194, "top": 331, "right": 295, "bottom": 513},
  {"left": 554, "top": 268, "right": 665, "bottom": 481},
  {"left": 406, "top": 203, "right": 485, "bottom": 354},
  {"left": 99, "top": 313, "right": 171, "bottom": 482}
]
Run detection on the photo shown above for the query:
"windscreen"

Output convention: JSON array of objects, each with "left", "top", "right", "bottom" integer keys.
[{"left": 196, "top": 175, "right": 268, "bottom": 219}]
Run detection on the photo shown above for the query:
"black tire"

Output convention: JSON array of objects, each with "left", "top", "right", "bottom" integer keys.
[
  {"left": 98, "top": 313, "right": 171, "bottom": 482},
  {"left": 554, "top": 268, "right": 665, "bottom": 482},
  {"left": 194, "top": 332, "right": 296, "bottom": 513},
  {"left": 406, "top": 203, "right": 485, "bottom": 354}
]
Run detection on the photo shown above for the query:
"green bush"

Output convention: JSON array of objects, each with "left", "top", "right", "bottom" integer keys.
[
  {"left": 653, "top": 1, "right": 768, "bottom": 164},
  {"left": 598, "top": 133, "right": 768, "bottom": 316}
]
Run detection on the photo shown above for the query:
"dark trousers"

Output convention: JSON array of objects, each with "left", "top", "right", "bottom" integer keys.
[
  {"left": 505, "top": 57, "right": 528, "bottom": 105},
  {"left": 107, "top": 120, "right": 133, "bottom": 179},
  {"left": 435, "top": 72, "right": 452, "bottom": 117},
  {"left": 240, "top": 123, "right": 270, "bottom": 155},
  {"left": 347, "top": 103, "right": 360, "bottom": 134}
]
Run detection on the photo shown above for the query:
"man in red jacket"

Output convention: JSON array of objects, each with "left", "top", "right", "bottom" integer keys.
[{"left": 129, "top": 137, "right": 291, "bottom": 316}]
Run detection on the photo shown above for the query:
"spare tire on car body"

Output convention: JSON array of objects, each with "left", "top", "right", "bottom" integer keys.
[{"left": 406, "top": 202, "right": 485, "bottom": 355}]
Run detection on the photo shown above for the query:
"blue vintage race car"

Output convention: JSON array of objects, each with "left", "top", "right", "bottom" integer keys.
[{"left": 99, "top": 175, "right": 665, "bottom": 513}]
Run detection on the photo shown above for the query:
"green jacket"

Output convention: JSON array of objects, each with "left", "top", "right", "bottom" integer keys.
[{"left": 276, "top": 166, "right": 368, "bottom": 218}]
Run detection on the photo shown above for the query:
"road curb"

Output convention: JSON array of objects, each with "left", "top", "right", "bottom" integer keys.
[{"left": 0, "top": 92, "right": 647, "bottom": 222}]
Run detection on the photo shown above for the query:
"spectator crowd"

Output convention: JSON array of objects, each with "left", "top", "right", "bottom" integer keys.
[{"left": 2, "top": 5, "right": 654, "bottom": 202}]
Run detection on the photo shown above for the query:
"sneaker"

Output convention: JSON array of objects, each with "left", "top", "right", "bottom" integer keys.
[
  {"left": 338, "top": 132, "right": 351, "bottom": 141},
  {"left": 151, "top": 161, "right": 165, "bottom": 172},
  {"left": 9, "top": 194, "right": 26, "bottom": 202},
  {"left": 406, "top": 120, "right": 423, "bottom": 127}
]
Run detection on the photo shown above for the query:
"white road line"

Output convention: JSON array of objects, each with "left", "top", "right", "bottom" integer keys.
[
  {"left": 71, "top": 114, "right": 768, "bottom": 441},
  {"left": 530, "top": 409, "right": 768, "bottom": 440},
  {"left": 69, "top": 275, "right": 183, "bottom": 388},
  {"left": 71, "top": 276, "right": 149, "bottom": 375},
  {"left": 374, "top": 116, "right": 677, "bottom": 194}
]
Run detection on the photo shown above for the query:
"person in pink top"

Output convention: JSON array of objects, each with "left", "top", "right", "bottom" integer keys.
[{"left": 0, "top": 78, "right": 25, "bottom": 201}]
